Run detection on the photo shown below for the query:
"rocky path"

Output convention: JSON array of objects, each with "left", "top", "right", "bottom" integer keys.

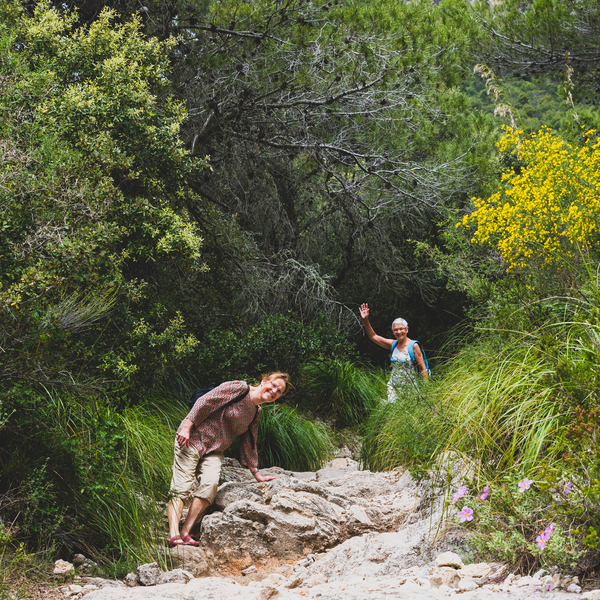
[{"left": 50, "top": 459, "right": 600, "bottom": 600}]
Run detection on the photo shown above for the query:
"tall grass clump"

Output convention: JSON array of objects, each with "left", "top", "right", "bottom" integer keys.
[
  {"left": 360, "top": 380, "right": 444, "bottom": 474},
  {"left": 439, "top": 330, "right": 572, "bottom": 478},
  {"left": 0, "top": 386, "right": 186, "bottom": 566},
  {"left": 299, "top": 360, "right": 386, "bottom": 429},
  {"left": 84, "top": 402, "right": 186, "bottom": 565},
  {"left": 256, "top": 405, "right": 334, "bottom": 472}
]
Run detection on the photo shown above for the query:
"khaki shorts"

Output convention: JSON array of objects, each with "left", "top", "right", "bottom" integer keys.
[{"left": 170, "top": 441, "right": 223, "bottom": 504}]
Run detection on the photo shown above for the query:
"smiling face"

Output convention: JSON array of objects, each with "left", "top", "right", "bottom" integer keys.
[
  {"left": 391, "top": 322, "right": 408, "bottom": 342},
  {"left": 258, "top": 377, "right": 287, "bottom": 403}
]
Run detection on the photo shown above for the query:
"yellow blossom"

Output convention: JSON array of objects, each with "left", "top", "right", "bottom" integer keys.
[{"left": 461, "top": 127, "right": 600, "bottom": 270}]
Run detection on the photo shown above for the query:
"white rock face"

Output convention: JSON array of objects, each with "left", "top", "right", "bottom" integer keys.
[
  {"left": 78, "top": 462, "right": 590, "bottom": 600},
  {"left": 156, "top": 569, "right": 194, "bottom": 585},
  {"left": 136, "top": 563, "right": 162, "bottom": 587},
  {"left": 54, "top": 560, "right": 75, "bottom": 575},
  {"left": 200, "top": 465, "right": 422, "bottom": 565},
  {"left": 435, "top": 551, "right": 464, "bottom": 569},
  {"left": 458, "top": 578, "right": 479, "bottom": 591},
  {"left": 459, "top": 562, "right": 506, "bottom": 581}
]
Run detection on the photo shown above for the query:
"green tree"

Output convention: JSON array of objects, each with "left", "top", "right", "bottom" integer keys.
[
  {"left": 165, "top": 0, "right": 497, "bottom": 332},
  {"left": 0, "top": 3, "right": 210, "bottom": 392},
  {"left": 473, "top": 0, "right": 600, "bottom": 103}
]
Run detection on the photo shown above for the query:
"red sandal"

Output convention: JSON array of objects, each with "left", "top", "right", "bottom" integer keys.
[
  {"left": 167, "top": 535, "right": 184, "bottom": 547},
  {"left": 181, "top": 534, "right": 200, "bottom": 546}
]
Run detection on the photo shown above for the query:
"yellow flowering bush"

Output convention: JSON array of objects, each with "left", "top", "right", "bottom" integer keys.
[{"left": 462, "top": 127, "right": 600, "bottom": 270}]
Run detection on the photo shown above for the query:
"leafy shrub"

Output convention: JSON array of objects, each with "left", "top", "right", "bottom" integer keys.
[
  {"left": 0, "top": 524, "right": 35, "bottom": 599},
  {"left": 461, "top": 127, "right": 600, "bottom": 275},
  {"left": 298, "top": 360, "right": 386, "bottom": 429},
  {"left": 194, "top": 314, "right": 357, "bottom": 386},
  {"left": 0, "top": 385, "right": 185, "bottom": 563},
  {"left": 448, "top": 476, "right": 588, "bottom": 572}
]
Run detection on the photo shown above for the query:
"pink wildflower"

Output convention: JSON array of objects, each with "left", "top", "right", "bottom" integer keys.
[
  {"left": 452, "top": 486, "right": 468, "bottom": 504},
  {"left": 541, "top": 530, "right": 552, "bottom": 542},
  {"left": 480, "top": 484, "right": 489, "bottom": 500},
  {"left": 564, "top": 482, "right": 573, "bottom": 496},
  {"left": 536, "top": 535, "right": 546, "bottom": 550},
  {"left": 518, "top": 478, "right": 533, "bottom": 493},
  {"left": 458, "top": 506, "right": 474, "bottom": 523}
]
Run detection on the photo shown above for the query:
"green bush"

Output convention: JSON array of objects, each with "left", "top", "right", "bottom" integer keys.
[
  {"left": 194, "top": 314, "right": 357, "bottom": 386},
  {"left": 448, "top": 476, "right": 588, "bottom": 572},
  {"left": 298, "top": 360, "right": 386, "bottom": 429},
  {"left": 0, "top": 385, "right": 185, "bottom": 563},
  {"left": 0, "top": 524, "right": 35, "bottom": 599}
]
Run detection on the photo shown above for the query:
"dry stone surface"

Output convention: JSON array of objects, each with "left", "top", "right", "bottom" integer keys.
[{"left": 71, "top": 461, "right": 599, "bottom": 600}]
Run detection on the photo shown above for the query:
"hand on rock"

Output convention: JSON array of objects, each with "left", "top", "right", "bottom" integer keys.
[{"left": 254, "top": 472, "right": 276, "bottom": 482}]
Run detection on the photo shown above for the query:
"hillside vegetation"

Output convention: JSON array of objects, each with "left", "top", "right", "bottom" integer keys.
[{"left": 2, "top": 0, "right": 600, "bottom": 583}]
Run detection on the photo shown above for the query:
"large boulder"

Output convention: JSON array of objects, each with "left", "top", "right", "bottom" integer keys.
[
  {"left": 168, "top": 545, "right": 210, "bottom": 577},
  {"left": 200, "top": 465, "right": 424, "bottom": 565}
]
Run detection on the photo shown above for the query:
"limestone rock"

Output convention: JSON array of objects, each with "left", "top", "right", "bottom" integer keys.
[
  {"left": 81, "top": 578, "right": 126, "bottom": 589},
  {"left": 194, "top": 560, "right": 210, "bottom": 578},
  {"left": 72, "top": 554, "right": 86, "bottom": 567},
  {"left": 296, "top": 512, "right": 442, "bottom": 582},
  {"left": 259, "top": 586, "right": 279, "bottom": 600},
  {"left": 168, "top": 545, "right": 210, "bottom": 575},
  {"left": 567, "top": 583, "right": 583, "bottom": 593},
  {"left": 124, "top": 573, "right": 138, "bottom": 587},
  {"left": 582, "top": 590, "right": 600, "bottom": 600},
  {"left": 242, "top": 566, "right": 258, "bottom": 575},
  {"left": 434, "top": 551, "right": 464, "bottom": 569},
  {"left": 84, "top": 582, "right": 187, "bottom": 600},
  {"left": 137, "top": 562, "right": 162, "bottom": 586},
  {"left": 517, "top": 575, "right": 540, "bottom": 587},
  {"left": 157, "top": 569, "right": 194, "bottom": 584},
  {"left": 54, "top": 560, "right": 75, "bottom": 576},
  {"left": 457, "top": 578, "right": 478, "bottom": 591},
  {"left": 212, "top": 482, "right": 264, "bottom": 512},
  {"left": 285, "top": 575, "right": 304, "bottom": 589},
  {"left": 263, "top": 573, "right": 287, "bottom": 586},
  {"left": 460, "top": 562, "right": 503, "bottom": 578},
  {"left": 430, "top": 567, "right": 460, "bottom": 588},
  {"left": 200, "top": 467, "right": 424, "bottom": 565}
]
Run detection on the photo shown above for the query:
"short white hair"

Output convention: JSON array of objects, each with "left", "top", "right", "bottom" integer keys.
[{"left": 392, "top": 318, "right": 408, "bottom": 328}]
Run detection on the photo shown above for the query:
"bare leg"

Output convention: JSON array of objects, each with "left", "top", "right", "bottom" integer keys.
[
  {"left": 167, "top": 497, "right": 184, "bottom": 539},
  {"left": 180, "top": 497, "right": 209, "bottom": 539}
]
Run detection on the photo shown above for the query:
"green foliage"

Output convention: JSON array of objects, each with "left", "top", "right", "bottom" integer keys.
[
  {"left": 0, "top": 2, "right": 209, "bottom": 395},
  {"left": 0, "top": 385, "right": 185, "bottom": 561},
  {"left": 0, "top": 524, "right": 35, "bottom": 599},
  {"left": 451, "top": 478, "right": 587, "bottom": 571},
  {"left": 195, "top": 314, "right": 357, "bottom": 384},
  {"left": 438, "top": 336, "right": 567, "bottom": 475},
  {"left": 255, "top": 405, "right": 334, "bottom": 472},
  {"left": 462, "top": 73, "right": 600, "bottom": 138},
  {"left": 472, "top": 0, "right": 600, "bottom": 101},
  {"left": 165, "top": 0, "right": 496, "bottom": 326},
  {"left": 298, "top": 360, "right": 386, "bottom": 429},
  {"left": 360, "top": 382, "right": 442, "bottom": 475}
]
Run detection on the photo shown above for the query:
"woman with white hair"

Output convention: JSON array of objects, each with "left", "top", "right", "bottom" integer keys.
[{"left": 359, "top": 303, "right": 428, "bottom": 401}]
